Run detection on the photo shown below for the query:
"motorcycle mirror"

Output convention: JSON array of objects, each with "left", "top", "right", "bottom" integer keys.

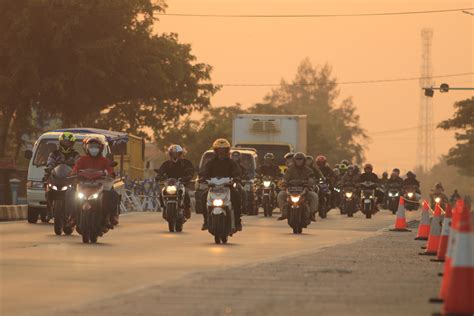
[
  {"left": 110, "top": 161, "right": 118, "bottom": 167},
  {"left": 24, "top": 149, "right": 33, "bottom": 160}
]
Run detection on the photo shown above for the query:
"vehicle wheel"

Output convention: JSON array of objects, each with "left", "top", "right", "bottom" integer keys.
[
  {"left": 54, "top": 218, "right": 62, "bottom": 236},
  {"left": 40, "top": 210, "right": 49, "bottom": 223},
  {"left": 90, "top": 235, "right": 98, "bottom": 243},
  {"left": 319, "top": 209, "right": 327, "bottom": 219},
  {"left": 175, "top": 220, "right": 183, "bottom": 232},
  {"left": 298, "top": 227, "right": 303, "bottom": 234},
  {"left": 82, "top": 234, "right": 89, "bottom": 243},
  {"left": 63, "top": 226, "right": 74, "bottom": 235},
  {"left": 214, "top": 235, "right": 221, "bottom": 244},
  {"left": 168, "top": 220, "right": 175, "bottom": 232},
  {"left": 221, "top": 236, "right": 228, "bottom": 244},
  {"left": 292, "top": 227, "right": 298, "bottom": 234},
  {"left": 27, "top": 207, "right": 39, "bottom": 224}
]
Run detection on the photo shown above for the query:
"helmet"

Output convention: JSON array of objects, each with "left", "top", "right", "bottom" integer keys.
[
  {"left": 435, "top": 182, "right": 444, "bottom": 190},
  {"left": 284, "top": 152, "right": 294, "bottom": 160},
  {"left": 293, "top": 152, "right": 306, "bottom": 167},
  {"left": 212, "top": 138, "right": 231, "bottom": 149},
  {"left": 58, "top": 132, "right": 76, "bottom": 154},
  {"left": 315, "top": 155, "right": 327, "bottom": 167},
  {"left": 168, "top": 144, "right": 184, "bottom": 162},
  {"left": 264, "top": 153, "right": 274, "bottom": 161},
  {"left": 339, "top": 164, "right": 348, "bottom": 172},
  {"left": 347, "top": 165, "right": 355, "bottom": 173},
  {"left": 341, "top": 159, "right": 350, "bottom": 166},
  {"left": 406, "top": 171, "right": 416, "bottom": 179},
  {"left": 363, "top": 163, "right": 373, "bottom": 173},
  {"left": 382, "top": 171, "right": 388, "bottom": 178},
  {"left": 231, "top": 151, "right": 241, "bottom": 162},
  {"left": 212, "top": 138, "right": 231, "bottom": 159},
  {"left": 306, "top": 155, "right": 314, "bottom": 163},
  {"left": 84, "top": 137, "right": 104, "bottom": 157}
]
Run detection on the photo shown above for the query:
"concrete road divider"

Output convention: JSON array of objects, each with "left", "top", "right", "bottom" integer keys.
[{"left": 0, "top": 205, "right": 27, "bottom": 221}]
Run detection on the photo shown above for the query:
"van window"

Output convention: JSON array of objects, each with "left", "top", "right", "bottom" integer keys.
[{"left": 32, "top": 139, "right": 86, "bottom": 166}]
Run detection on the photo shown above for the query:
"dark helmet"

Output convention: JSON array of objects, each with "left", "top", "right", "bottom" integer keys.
[
  {"left": 363, "top": 163, "right": 373, "bottom": 173},
  {"left": 406, "top": 171, "right": 416, "bottom": 179},
  {"left": 392, "top": 168, "right": 400, "bottom": 174},
  {"left": 264, "top": 153, "right": 274, "bottom": 161},
  {"left": 435, "top": 182, "right": 444, "bottom": 190},
  {"left": 168, "top": 144, "right": 184, "bottom": 162},
  {"left": 293, "top": 152, "right": 306, "bottom": 166},
  {"left": 340, "top": 159, "right": 350, "bottom": 166},
  {"left": 347, "top": 165, "right": 355, "bottom": 174},
  {"left": 382, "top": 171, "right": 388, "bottom": 178},
  {"left": 284, "top": 152, "right": 294, "bottom": 160}
]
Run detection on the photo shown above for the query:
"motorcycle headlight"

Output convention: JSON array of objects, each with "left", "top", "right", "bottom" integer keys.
[
  {"left": 407, "top": 192, "right": 414, "bottom": 198},
  {"left": 77, "top": 192, "right": 85, "bottom": 200},
  {"left": 165, "top": 185, "right": 177, "bottom": 195},
  {"left": 52, "top": 185, "right": 58, "bottom": 191},
  {"left": 345, "top": 192, "right": 353, "bottom": 198},
  {"left": 213, "top": 199, "right": 224, "bottom": 207},
  {"left": 61, "top": 186, "right": 68, "bottom": 191},
  {"left": 88, "top": 193, "right": 99, "bottom": 200},
  {"left": 263, "top": 181, "right": 271, "bottom": 188},
  {"left": 370, "top": 195, "right": 374, "bottom": 199},
  {"left": 388, "top": 192, "right": 393, "bottom": 197},
  {"left": 434, "top": 197, "right": 441, "bottom": 203},
  {"left": 334, "top": 188, "right": 340, "bottom": 192},
  {"left": 290, "top": 195, "right": 300, "bottom": 203}
]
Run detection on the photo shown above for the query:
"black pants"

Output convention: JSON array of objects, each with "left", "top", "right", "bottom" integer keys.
[{"left": 202, "top": 188, "right": 241, "bottom": 225}]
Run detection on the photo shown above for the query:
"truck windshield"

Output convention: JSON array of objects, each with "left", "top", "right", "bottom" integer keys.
[{"left": 235, "top": 144, "right": 291, "bottom": 166}]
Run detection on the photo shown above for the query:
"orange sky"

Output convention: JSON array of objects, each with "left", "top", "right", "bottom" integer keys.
[{"left": 155, "top": 0, "right": 473, "bottom": 173}]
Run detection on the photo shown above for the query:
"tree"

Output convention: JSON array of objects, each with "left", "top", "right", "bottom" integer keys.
[
  {"left": 438, "top": 97, "right": 474, "bottom": 176},
  {"left": 0, "top": 0, "right": 217, "bottom": 156},
  {"left": 262, "top": 58, "right": 367, "bottom": 163}
]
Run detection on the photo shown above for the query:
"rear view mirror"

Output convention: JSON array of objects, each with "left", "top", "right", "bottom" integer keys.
[
  {"left": 24, "top": 150, "right": 33, "bottom": 160},
  {"left": 110, "top": 161, "right": 118, "bottom": 167}
]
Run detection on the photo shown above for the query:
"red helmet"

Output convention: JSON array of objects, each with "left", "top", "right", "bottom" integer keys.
[
  {"left": 315, "top": 155, "right": 327, "bottom": 167},
  {"left": 84, "top": 137, "right": 104, "bottom": 157}
]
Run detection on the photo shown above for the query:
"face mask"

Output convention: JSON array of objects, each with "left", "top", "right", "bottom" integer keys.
[{"left": 89, "top": 148, "right": 100, "bottom": 157}]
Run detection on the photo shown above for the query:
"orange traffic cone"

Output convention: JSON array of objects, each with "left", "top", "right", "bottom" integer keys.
[
  {"left": 415, "top": 200, "right": 431, "bottom": 240},
  {"left": 431, "top": 203, "right": 452, "bottom": 262},
  {"left": 419, "top": 203, "right": 443, "bottom": 256},
  {"left": 442, "top": 198, "right": 474, "bottom": 315},
  {"left": 430, "top": 199, "right": 463, "bottom": 303},
  {"left": 389, "top": 196, "right": 411, "bottom": 232}
]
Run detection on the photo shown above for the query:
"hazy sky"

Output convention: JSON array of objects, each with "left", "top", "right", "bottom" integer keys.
[{"left": 155, "top": 0, "right": 473, "bottom": 173}]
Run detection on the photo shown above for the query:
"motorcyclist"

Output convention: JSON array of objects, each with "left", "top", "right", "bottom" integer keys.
[
  {"left": 315, "top": 155, "right": 336, "bottom": 185},
  {"left": 72, "top": 137, "right": 118, "bottom": 228},
  {"left": 338, "top": 163, "right": 349, "bottom": 177},
  {"left": 430, "top": 182, "right": 449, "bottom": 207},
  {"left": 402, "top": 171, "right": 420, "bottom": 191},
  {"left": 284, "top": 152, "right": 295, "bottom": 168},
  {"left": 450, "top": 189, "right": 461, "bottom": 204},
  {"left": 277, "top": 152, "right": 319, "bottom": 222},
  {"left": 358, "top": 163, "right": 383, "bottom": 205},
  {"left": 387, "top": 168, "right": 404, "bottom": 186},
  {"left": 257, "top": 153, "right": 281, "bottom": 178},
  {"left": 306, "top": 155, "right": 324, "bottom": 180},
  {"left": 199, "top": 138, "right": 242, "bottom": 231},
  {"left": 44, "top": 132, "right": 80, "bottom": 220},
  {"left": 381, "top": 172, "right": 389, "bottom": 186},
  {"left": 44, "top": 132, "right": 80, "bottom": 180},
  {"left": 341, "top": 165, "right": 359, "bottom": 185},
  {"left": 155, "top": 145, "right": 194, "bottom": 219}
]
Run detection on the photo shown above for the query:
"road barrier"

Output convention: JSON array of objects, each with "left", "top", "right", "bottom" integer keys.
[
  {"left": 0, "top": 205, "right": 27, "bottom": 221},
  {"left": 419, "top": 203, "right": 443, "bottom": 256},
  {"left": 389, "top": 196, "right": 411, "bottom": 232},
  {"left": 415, "top": 201, "right": 431, "bottom": 240}
]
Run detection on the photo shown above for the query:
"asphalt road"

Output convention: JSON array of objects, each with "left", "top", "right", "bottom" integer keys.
[{"left": 0, "top": 209, "right": 419, "bottom": 316}]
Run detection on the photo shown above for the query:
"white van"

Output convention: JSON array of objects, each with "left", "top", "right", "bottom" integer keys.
[{"left": 24, "top": 131, "right": 112, "bottom": 223}]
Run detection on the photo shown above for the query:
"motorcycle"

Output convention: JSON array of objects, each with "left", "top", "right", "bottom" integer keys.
[
  {"left": 242, "top": 179, "right": 257, "bottom": 215},
  {"left": 75, "top": 169, "right": 113, "bottom": 244},
  {"left": 259, "top": 176, "right": 277, "bottom": 217},
  {"left": 403, "top": 185, "right": 420, "bottom": 211},
  {"left": 360, "top": 181, "right": 376, "bottom": 219},
  {"left": 340, "top": 183, "right": 358, "bottom": 217},
  {"left": 386, "top": 184, "right": 402, "bottom": 214},
  {"left": 430, "top": 192, "right": 447, "bottom": 210},
  {"left": 161, "top": 178, "right": 186, "bottom": 232},
  {"left": 206, "top": 177, "right": 237, "bottom": 244},
  {"left": 46, "top": 164, "right": 75, "bottom": 235},
  {"left": 317, "top": 178, "right": 331, "bottom": 219},
  {"left": 285, "top": 180, "right": 310, "bottom": 234}
]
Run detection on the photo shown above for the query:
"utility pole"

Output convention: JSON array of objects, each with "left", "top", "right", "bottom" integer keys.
[{"left": 417, "top": 28, "right": 435, "bottom": 172}]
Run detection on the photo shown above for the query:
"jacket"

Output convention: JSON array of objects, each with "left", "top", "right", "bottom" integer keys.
[
  {"left": 156, "top": 159, "right": 194, "bottom": 182},
  {"left": 72, "top": 155, "right": 115, "bottom": 176},
  {"left": 200, "top": 157, "right": 241, "bottom": 180}
]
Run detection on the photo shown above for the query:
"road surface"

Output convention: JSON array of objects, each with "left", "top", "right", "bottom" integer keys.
[{"left": 1, "top": 209, "right": 424, "bottom": 316}]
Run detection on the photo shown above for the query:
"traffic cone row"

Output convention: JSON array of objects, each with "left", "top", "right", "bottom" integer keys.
[{"left": 423, "top": 198, "right": 474, "bottom": 315}]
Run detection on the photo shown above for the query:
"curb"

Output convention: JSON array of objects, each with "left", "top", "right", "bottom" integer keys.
[{"left": 0, "top": 205, "right": 28, "bottom": 221}]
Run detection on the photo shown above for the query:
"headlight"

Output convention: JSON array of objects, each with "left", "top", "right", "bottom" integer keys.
[
  {"left": 61, "top": 186, "right": 68, "bottom": 191},
  {"left": 77, "top": 192, "right": 85, "bottom": 199},
  {"left": 213, "top": 199, "right": 224, "bottom": 207},
  {"left": 290, "top": 195, "right": 300, "bottom": 203},
  {"left": 88, "top": 193, "right": 99, "bottom": 200},
  {"left": 166, "top": 185, "right": 177, "bottom": 195},
  {"left": 407, "top": 192, "right": 414, "bottom": 198},
  {"left": 52, "top": 185, "right": 58, "bottom": 191},
  {"left": 263, "top": 181, "right": 271, "bottom": 188},
  {"left": 334, "top": 188, "right": 340, "bottom": 192},
  {"left": 435, "top": 197, "right": 441, "bottom": 203},
  {"left": 388, "top": 192, "right": 393, "bottom": 197},
  {"left": 370, "top": 195, "right": 374, "bottom": 199},
  {"left": 345, "top": 192, "right": 353, "bottom": 198}
]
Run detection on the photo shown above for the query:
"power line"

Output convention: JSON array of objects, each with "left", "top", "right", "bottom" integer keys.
[
  {"left": 216, "top": 72, "right": 474, "bottom": 87},
  {"left": 157, "top": 8, "right": 473, "bottom": 18},
  {"left": 370, "top": 124, "right": 437, "bottom": 135}
]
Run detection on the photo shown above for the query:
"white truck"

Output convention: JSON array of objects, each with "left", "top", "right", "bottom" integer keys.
[{"left": 232, "top": 114, "right": 307, "bottom": 167}]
